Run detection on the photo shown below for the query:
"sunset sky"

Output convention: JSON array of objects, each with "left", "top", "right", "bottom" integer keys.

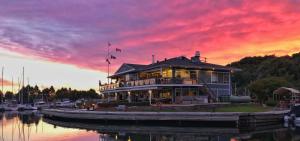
[{"left": 1, "top": 0, "right": 300, "bottom": 92}]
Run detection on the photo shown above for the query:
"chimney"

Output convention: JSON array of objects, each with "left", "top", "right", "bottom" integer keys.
[
  {"left": 191, "top": 51, "right": 201, "bottom": 62},
  {"left": 152, "top": 55, "right": 155, "bottom": 64}
]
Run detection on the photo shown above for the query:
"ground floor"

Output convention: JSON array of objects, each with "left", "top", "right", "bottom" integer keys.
[{"left": 103, "top": 86, "right": 230, "bottom": 104}]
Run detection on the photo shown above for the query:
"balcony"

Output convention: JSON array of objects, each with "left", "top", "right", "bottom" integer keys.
[{"left": 99, "top": 78, "right": 199, "bottom": 91}]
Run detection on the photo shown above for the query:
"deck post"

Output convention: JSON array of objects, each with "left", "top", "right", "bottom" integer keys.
[
  {"left": 128, "top": 91, "right": 131, "bottom": 103},
  {"left": 115, "top": 92, "right": 118, "bottom": 101},
  {"left": 148, "top": 90, "right": 152, "bottom": 105},
  {"left": 107, "top": 92, "right": 110, "bottom": 102}
]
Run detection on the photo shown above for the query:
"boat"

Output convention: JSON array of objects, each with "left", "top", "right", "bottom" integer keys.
[
  {"left": 0, "top": 104, "right": 5, "bottom": 112},
  {"left": 230, "top": 95, "right": 251, "bottom": 103},
  {"left": 55, "top": 100, "right": 75, "bottom": 108},
  {"left": 18, "top": 104, "right": 38, "bottom": 111},
  {"left": 35, "top": 101, "right": 49, "bottom": 110},
  {"left": 4, "top": 104, "right": 18, "bottom": 111},
  {"left": 23, "top": 104, "right": 38, "bottom": 110},
  {"left": 284, "top": 104, "right": 300, "bottom": 126}
]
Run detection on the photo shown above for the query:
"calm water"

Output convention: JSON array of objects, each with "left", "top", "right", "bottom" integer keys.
[{"left": 0, "top": 111, "right": 299, "bottom": 141}]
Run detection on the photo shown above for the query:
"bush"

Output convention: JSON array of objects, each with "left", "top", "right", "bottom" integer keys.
[{"left": 265, "top": 100, "right": 278, "bottom": 107}]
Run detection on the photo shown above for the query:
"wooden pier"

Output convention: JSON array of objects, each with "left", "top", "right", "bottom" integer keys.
[{"left": 42, "top": 109, "right": 289, "bottom": 128}]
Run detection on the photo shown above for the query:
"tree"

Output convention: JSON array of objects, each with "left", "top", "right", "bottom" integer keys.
[
  {"left": 248, "top": 77, "right": 291, "bottom": 103},
  {"left": 4, "top": 91, "right": 14, "bottom": 100},
  {"left": 228, "top": 52, "right": 300, "bottom": 95}
]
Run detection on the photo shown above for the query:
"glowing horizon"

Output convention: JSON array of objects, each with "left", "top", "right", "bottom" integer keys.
[{"left": 1, "top": 0, "right": 300, "bottom": 91}]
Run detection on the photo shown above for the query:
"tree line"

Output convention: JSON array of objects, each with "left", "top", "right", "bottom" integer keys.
[
  {"left": 228, "top": 52, "right": 300, "bottom": 103},
  {"left": 0, "top": 85, "right": 100, "bottom": 104}
]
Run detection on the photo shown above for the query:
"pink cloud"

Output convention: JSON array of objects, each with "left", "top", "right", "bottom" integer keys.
[{"left": 0, "top": 0, "right": 300, "bottom": 73}]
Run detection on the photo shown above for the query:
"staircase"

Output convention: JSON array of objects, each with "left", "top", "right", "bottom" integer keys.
[{"left": 199, "top": 79, "right": 218, "bottom": 102}]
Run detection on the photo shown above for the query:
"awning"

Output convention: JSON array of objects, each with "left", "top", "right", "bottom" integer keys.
[{"left": 273, "top": 87, "right": 300, "bottom": 95}]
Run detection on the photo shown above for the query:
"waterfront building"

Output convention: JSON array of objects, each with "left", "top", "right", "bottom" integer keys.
[{"left": 99, "top": 51, "right": 239, "bottom": 104}]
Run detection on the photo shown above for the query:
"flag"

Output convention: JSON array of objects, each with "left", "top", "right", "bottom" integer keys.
[
  {"left": 111, "top": 55, "right": 116, "bottom": 59},
  {"left": 108, "top": 42, "right": 111, "bottom": 46},
  {"left": 106, "top": 59, "right": 111, "bottom": 64},
  {"left": 116, "top": 48, "right": 121, "bottom": 52}
]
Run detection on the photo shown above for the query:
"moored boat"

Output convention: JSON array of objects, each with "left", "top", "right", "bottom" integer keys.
[
  {"left": 4, "top": 104, "right": 18, "bottom": 111},
  {"left": 54, "top": 100, "right": 75, "bottom": 108},
  {"left": 284, "top": 104, "right": 300, "bottom": 126},
  {"left": 35, "top": 101, "right": 49, "bottom": 110}
]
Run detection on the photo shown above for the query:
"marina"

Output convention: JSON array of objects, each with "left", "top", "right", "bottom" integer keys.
[
  {"left": 0, "top": 111, "right": 300, "bottom": 141},
  {"left": 1, "top": 0, "right": 300, "bottom": 140}
]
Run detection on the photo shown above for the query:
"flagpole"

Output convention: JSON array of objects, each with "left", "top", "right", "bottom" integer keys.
[
  {"left": 105, "top": 42, "right": 121, "bottom": 84},
  {"left": 107, "top": 43, "right": 110, "bottom": 84}
]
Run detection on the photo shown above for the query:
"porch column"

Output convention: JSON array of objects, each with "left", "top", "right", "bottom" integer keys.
[
  {"left": 107, "top": 92, "right": 110, "bottom": 103},
  {"left": 127, "top": 91, "right": 131, "bottom": 103},
  {"left": 148, "top": 90, "right": 152, "bottom": 105},
  {"left": 115, "top": 92, "right": 118, "bottom": 101},
  {"left": 172, "top": 68, "right": 176, "bottom": 78}
]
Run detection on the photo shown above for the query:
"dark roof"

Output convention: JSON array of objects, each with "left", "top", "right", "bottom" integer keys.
[
  {"left": 126, "top": 63, "right": 146, "bottom": 70},
  {"left": 111, "top": 56, "right": 239, "bottom": 77},
  {"left": 113, "top": 63, "right": 146, "bottom": 76}
]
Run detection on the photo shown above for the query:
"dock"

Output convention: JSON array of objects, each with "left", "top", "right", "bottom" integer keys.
[{"left": 42, "top": 109, "right": 289, "bottom": 128}]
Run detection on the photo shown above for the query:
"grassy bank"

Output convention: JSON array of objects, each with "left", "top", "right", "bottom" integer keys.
[
  {"left": 214, "top": 104, "right": 272, "bottom": 112},
  {"left": 95, "top": 104, "right": 273, "bottom": 112}
]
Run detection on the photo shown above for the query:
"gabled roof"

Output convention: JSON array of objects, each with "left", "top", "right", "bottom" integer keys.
[
  {"left": 113, "top": 63, "right": 146, "bottom": 76},
  {"left": 143, "top": 56, "right": 236, "bottom": 71},
  {"left": 111, "top": 56, "right": 238, "bottom": 77},
  {"left": 274, "top": 87, "right": 300, "bottom": 94}
]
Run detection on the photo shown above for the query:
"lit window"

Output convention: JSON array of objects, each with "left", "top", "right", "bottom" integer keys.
[{"left": 211, "top": 72, "right": 218, "bottom": 83}]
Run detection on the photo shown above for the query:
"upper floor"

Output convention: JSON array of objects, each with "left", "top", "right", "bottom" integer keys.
[{"left": 100, "top": 51, "right": 239, "bottom": 92}]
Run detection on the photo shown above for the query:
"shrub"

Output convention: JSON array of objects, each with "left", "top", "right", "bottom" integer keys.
[{"left": 265, "top": 100, "right": 278, "bottom": 107}]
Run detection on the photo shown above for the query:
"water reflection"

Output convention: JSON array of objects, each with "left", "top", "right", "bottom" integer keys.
[{"left": 0, "top": 111, "right": 300, "bottom": 141}]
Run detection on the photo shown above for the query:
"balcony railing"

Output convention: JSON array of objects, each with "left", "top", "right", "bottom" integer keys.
[{"left": 100, "top": 78, "right": 199, "bottom": 91}]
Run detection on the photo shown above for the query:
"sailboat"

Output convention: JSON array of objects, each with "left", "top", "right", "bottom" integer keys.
[
  {"left": 17, "top": 67, "right": 37, "bottom": 111},
  {"left": 22, "top": 68, "right": 37, "bottom": 111},
  {"left": 1, "top": 67, "right": 18, "bottom": 111}
]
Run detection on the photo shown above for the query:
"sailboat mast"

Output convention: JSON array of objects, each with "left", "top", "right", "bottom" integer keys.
[
  {"left": 18, "top": 77, "right": 21, "bottom": 103},
  {"left": 1, "top": 67, "right": 3, "bottom": 103},
  {"left": 12, "top": 77, "right": 13, "bottom": 94},
  {"left": 22, "top": 67, "right": 24, "bottom": 104},
  {"left": 27, "top": 77, "right": 29, "bottom": 103},
  {"left": 1, "top": 67, "right": 3, "bottom": 95}
]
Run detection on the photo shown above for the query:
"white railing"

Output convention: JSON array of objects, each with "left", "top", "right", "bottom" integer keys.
[{"left": 99, "top": 78, "right": 199, "bottom": 91}]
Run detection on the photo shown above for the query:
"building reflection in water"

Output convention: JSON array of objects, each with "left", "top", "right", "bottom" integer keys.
[{"left": 1, "top": 112, "right": 300, "bottom": 141}]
